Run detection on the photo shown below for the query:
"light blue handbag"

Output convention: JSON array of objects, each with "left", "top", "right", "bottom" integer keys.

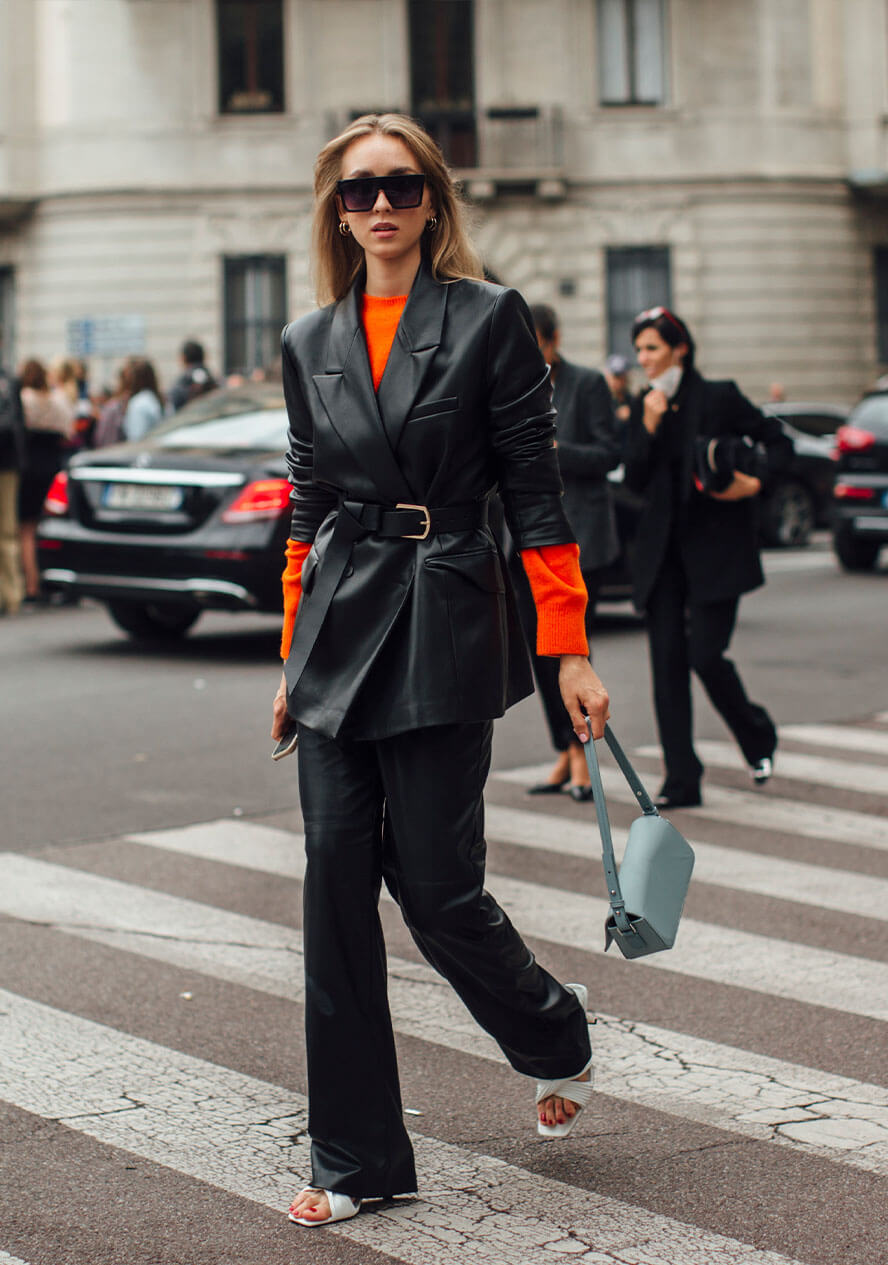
[{"left": 584, "top": 725, "right": 695, "bottom": 959}]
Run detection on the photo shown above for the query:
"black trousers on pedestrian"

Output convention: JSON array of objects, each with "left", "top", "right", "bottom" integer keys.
[
  {"left": 509, "top": 554, "right": 599, "bottom": 753},
  {"left": 296, "top": 720, "right": 591, "bottom": 1199},
  {"left": 645, "top": 546, "right": 777, "bottom": 800}
]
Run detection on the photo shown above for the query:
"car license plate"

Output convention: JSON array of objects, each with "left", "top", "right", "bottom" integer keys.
[{"left": 103, "top": 483, "right": 184, "bottom": 511}]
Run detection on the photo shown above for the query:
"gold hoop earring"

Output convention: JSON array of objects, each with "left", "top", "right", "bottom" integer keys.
[
  {"left": 426, "top": 216, "right": 438, "bottom": 232},
  {"left": 338, "top": 220, "right": 351, "bottom": 237}
]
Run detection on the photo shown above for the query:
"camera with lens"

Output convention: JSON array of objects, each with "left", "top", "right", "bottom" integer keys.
[{"left": 694, "top": 435, "right": 767, "bottom": 494}]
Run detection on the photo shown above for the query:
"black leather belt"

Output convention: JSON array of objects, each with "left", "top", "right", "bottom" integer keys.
[
  {"left": 343, "top": 499, "right": 488, "bottom": 541},
  {"left": 284, "top": 496, "right": 489, "bottom": 700}
]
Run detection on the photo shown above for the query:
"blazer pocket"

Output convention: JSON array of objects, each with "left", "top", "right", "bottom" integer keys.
[
  {"left": 407, "top": 396, "right": 460, "bottom": 423},
  {"left": 423, "top": 548, "right": 505, "bottom": 594}
]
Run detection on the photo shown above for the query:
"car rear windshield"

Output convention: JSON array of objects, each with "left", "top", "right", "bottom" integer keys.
[
  {"left": 156, "top": 408, "right": 290, "bottom": 452},
  {"left": 847, "top": 394, "right": 888, "bottom": 436}
]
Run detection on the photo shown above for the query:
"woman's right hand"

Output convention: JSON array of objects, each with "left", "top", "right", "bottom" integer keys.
[
  {"left": 271, "top": 670, "right": 290, "bottom": 741},
  {"left": 642, "top": 388, "right": 669, "bottom": 434}
]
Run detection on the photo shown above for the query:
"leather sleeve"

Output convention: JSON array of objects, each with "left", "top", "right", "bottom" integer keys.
[
  {"left": 485, "top": 289, "right": 575, "bottom": 550},
  {"left": 281, "top": 325, "right": 338, "bottom": 542}
]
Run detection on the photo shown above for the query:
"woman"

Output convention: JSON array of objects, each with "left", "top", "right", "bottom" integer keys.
[
  {"left": 270, "top": 113, "right": 610, "bottom": 1228},
  {"left": 122, "top": 358, "right": 163, "bottom": 441},
  {"left": 18, "top": 358, "right": 74, "bottom": 600},
  {"left": 624, "top": 307, "right": 791, "bottom": 808}
]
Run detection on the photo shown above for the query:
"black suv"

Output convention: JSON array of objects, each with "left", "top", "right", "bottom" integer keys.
[{"left": 832, "top": 391, "right": 888, "bottom": 571}]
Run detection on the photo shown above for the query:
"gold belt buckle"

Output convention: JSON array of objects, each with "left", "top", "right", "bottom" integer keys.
[{"left": 396, "top": 502, "right": 431, "bottom": 540}]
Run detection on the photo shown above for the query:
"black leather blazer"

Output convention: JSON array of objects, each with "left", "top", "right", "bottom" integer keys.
[
  {"left": 281, "top": 260, "right": 576, "bottom": 739},
  {"left": 624, "top": 369, "right": 792, "bottom": 610},
  {"left": 551, "top": 358, "right": 621, "bottom": 572}
]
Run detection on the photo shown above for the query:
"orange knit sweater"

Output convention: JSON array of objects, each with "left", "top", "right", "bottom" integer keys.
[{"left": 279, "top": 293, "right": 588, "bottom": 659}]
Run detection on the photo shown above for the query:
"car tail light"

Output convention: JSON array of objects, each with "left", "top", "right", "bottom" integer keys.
[
  {"left": 834, "top": 483, "right": 876, "bottom": 500},
  {"left": 221, "top": 478, "right": 291, "bottom": 522},
  {"left": 43, "top": 471, "right": 69, "bottom": 515},
  {"left": 834, "top": 425, "right": 876, "bottom": 454}
]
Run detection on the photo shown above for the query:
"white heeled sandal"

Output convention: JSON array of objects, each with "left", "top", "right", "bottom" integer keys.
[
  {"left": 535, "top": 983, "right": 594, "bottom": 1139},
  {"left": 288, "top": 1187, "right": 362, "bottom": 1226}
]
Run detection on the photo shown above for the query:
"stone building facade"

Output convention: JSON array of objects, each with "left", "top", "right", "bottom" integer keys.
[{"left": 1, "top": 0, "right": 887, "bottom": 404}]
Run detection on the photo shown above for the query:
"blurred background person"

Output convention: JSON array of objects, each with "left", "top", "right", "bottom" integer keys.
[
  {"left": 512, "top": 303, "right": 622, "bottom": 801},
  {"left": 0, "top": 348, "right": 26, "bottom": 616},
  {"left": 18, "top": 358, "right": 74, "bottom": 602},
  {"left": 122, "top": 358, "right": 163, "bottom": 441},
  {"left": 624, "top": 307, "right": 791, "bottom": 809},
  {"left": 166, "top": 339, "right": 217, "bottom": 413},
  {"left": 94, "top": 358, "right": 134, "bottom": 448},
  {"left": 604, "top": 353, "right": 633, "bottom": 424}
]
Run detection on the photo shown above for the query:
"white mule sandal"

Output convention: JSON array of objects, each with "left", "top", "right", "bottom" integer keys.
[
  {"left": 535, "top": 983, "right": 594, "bottom": 1139},
  {"left": 288, "top": 1187, "right": 362, "bottom": 1227}
]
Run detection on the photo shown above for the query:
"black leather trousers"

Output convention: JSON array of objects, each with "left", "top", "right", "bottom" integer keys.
[{"left": 296, "top": 720, "right": 591, "bottom": 1199}]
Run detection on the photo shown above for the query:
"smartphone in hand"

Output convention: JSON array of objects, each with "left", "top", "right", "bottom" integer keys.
[{"left": 271, "top": 725, "right": 299, "bottom": 761}]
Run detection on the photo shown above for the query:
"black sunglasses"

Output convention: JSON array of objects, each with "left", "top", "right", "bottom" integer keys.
[{"left": 336, "top": 173, "right": 425, "bottom": 212}]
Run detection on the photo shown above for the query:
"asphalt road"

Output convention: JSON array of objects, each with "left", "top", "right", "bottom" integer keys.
[{"left": 1, "top": 534, "right": 887, "bottom": 1265}]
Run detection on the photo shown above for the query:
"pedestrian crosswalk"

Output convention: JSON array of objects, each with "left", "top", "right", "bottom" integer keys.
[{"left": 1, "top": 717, "right": 887, "bottom": 1264}]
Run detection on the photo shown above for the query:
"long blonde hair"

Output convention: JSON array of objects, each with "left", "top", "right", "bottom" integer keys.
[{"left": 312, "top": 113, "right": 483, "bottom": 305}]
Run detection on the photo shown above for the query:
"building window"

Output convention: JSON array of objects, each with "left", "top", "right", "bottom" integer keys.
[
  {"left": 0, "top": 267, "right": 14, "bottom": 370},
  {"left": 217, "top": 0, "right": 284, "bottom": 114},
  {"left": 409, "top": 0, "right": 477, "bottom": 167},
  {"left": 876, "top": 247, "right": 888, "bottom": 364},
  {"left": 606, "top": 246, "right": 671, "bottom": 360},
  {"left": 597, "top": 0, "right": 666, "bottom": 106},
  {"left": 223, "top": 255, "right": 287, "bottom": 375}
]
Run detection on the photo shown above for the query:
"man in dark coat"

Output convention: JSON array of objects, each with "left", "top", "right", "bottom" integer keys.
[{"left": 513, "top": 304, "right": 623, "bottom": 799}]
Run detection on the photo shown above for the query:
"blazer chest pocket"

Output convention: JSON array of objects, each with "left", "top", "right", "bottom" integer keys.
[
  {"left": 407, "top": 396, "right": 460, "bottom": 423},
  {"left": 423, "top": 548, "right": 505, "bottom": 594}
]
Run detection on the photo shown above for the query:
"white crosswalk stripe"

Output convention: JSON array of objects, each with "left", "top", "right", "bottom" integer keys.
[
  {"left": 642, "top": 739, "right": 888, "bottom": 797},
  {"left": 3, "top": 715, "right": 888, "bottom": 1262},
  {"left": 495, "top": 762, "right": 888, "bottom": 852},
  {"left": 0, "top": 990, "right": 812, "bottom": 1265},
  {"left": 481, "top": 805, "right": 888, "bottom": 921},
  {"left": 778, "top": 722, "right": 888, "bottom": 758}
]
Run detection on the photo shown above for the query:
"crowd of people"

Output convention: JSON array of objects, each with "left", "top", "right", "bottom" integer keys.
[{"left": 0, "top": 339, "right": 223, "bottom": 612}]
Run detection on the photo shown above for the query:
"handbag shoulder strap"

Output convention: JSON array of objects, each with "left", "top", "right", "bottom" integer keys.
[
  {"left": 603, "top": 724, "right": 658, "bottom": 816},
  {"left": 583, "top": 724, "right": 659, "bottom": 933}
]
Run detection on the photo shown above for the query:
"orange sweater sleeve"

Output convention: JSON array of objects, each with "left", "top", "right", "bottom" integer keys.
[
  {"left": 519, "top": 543, "right": 589, "bottom": 656},
  {"left": 280, "top": 538, "right": 312, "bottom": 660}
]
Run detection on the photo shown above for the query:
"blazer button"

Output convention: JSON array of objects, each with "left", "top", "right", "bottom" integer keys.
[{"left": 344, "top": 565, "right": 354, "bottom": 578}]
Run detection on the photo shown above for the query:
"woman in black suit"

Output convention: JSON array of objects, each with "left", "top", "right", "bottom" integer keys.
[
  {"left": 270, "top": 114, "right": 610, "bottom": 1228},
  {"left": 624, "top": 307, "right": 791, "bottom": 809}
]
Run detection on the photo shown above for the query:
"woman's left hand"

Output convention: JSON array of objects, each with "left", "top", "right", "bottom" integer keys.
[
  {"left": 559, "top": 655, "right": 610, "bottom": 743},
  {"left": 709, "top": 471, "right": 762, "bottom": 501}
]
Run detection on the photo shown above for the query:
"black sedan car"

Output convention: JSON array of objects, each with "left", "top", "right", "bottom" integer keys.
[
  {"left": 831, "top": 391, "right": 888, "bottom": 571},
  {"left": 38, "top": 384, "right": 293, "bottom": 639}
]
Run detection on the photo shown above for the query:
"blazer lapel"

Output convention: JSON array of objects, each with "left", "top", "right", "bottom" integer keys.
[
  {"left": 678, "top": 369, "right": 705, "bottom": 499},
  {"left": 376, "top": 258, "right": 448, "bottom": 460},
  {"left": 311, "top": 283, "right": 412, "bottom": 505}
]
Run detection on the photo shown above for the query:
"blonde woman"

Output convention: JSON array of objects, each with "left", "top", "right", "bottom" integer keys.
[{"left": 270, "top": 114, "right": 609, "bottom": 1227}]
